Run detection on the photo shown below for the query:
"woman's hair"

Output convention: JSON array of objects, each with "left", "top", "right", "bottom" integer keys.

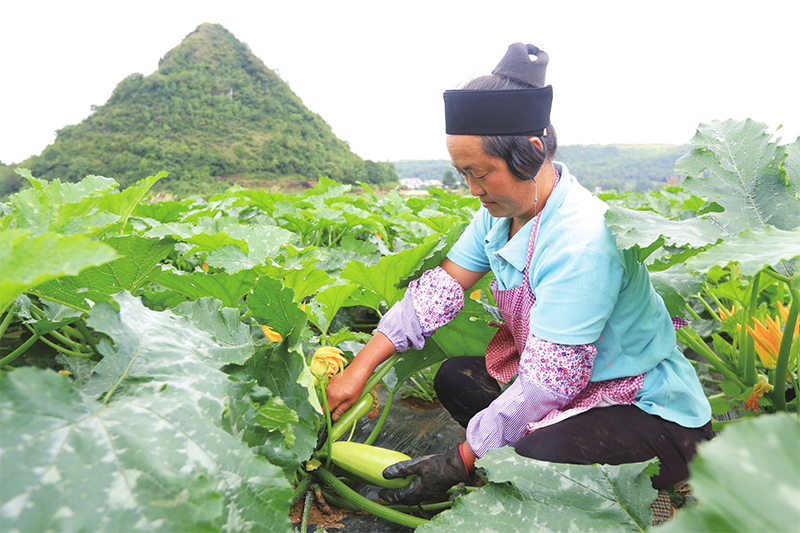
[{"left": 462, "top": 75, "right": 557, "bottom": 181}]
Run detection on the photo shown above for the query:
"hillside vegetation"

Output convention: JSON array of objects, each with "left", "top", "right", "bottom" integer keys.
[
  {"left": 0, "top": 23, "right": 396, "bottom": 197},
  {"left": 558, "top": 143, "right": 691, "bottom": 192},
  {"left": 393, "top": 143, "right": 691, "bottom": 192}
]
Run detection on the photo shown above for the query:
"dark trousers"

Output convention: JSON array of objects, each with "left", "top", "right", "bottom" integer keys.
[{"left": 433, "top": 356, "right": 713, "bottom": 489}]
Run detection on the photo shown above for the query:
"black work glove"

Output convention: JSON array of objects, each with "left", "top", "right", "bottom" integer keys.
[{"left": 379, "top": 445, "right": 473, "bottom": 505}]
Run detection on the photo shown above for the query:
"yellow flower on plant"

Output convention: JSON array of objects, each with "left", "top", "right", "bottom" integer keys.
[
  {"left": 310, "top": 346, "right": 347, "bottom": 385},
  {"left": 261, "top": 325, "right": 283, "bottom": 343},
  {"left": 746, "top": 315, "right": 783, "bottom": 369},
  {"left": 745, "top": 380, "right": 772, "bottom": 412},
  {"left": 777, "top": 301, "right": 799, "bottom": 339},
  {"left": 470, "top": 289, "right": 481, "bottom": 301},
  {"left": 718, "top": 305, "right": 737, "bottom": 322}
]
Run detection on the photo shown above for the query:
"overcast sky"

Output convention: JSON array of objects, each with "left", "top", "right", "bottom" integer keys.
[{"left": 1, "top": 0, "right": 797, "bottom": 166}]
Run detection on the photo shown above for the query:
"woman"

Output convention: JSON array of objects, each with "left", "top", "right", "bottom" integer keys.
[{"left": 326, "top": 43, "right": 712, "bottom": 505}]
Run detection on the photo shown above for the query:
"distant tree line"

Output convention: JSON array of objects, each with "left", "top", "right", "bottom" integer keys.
[
  {"left": 391, "top": 143, "right": 691, "bottom": 193},
  {"left": 556, "top": 144, "right": 691, "bottom": 192}
]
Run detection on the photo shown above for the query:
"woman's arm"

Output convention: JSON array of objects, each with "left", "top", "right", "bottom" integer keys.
[
  {"left": 466, "top": 338, "right": 596, "bottom": 457},
  {"left": 326, "top": 260, "right": 487, "bottom": 420}
]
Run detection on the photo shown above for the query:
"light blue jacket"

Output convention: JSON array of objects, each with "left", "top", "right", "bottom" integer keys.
[{"left": 448, "top": 162, "right": 711, "bottom": 428}]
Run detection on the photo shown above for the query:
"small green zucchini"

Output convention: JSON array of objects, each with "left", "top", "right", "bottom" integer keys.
[
  {"left": 327, "top": 441, "right": 414, "bottom": 489},
  {"left": 330, "top": 392, "right": 374, "bottom": 442}
]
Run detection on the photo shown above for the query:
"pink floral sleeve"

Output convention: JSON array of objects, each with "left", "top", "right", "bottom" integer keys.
[
  {"left": 409, "top": 267, "right": 464, "bottom": 335},
  {"left": 520, "top": 336, "right": 596, "bottom": 400},
  {"left": 376, "top": 267, "right": 464, "bottom": 352},
  {"left": 466, "top": 335, "right": 597, "bottom": 457}
]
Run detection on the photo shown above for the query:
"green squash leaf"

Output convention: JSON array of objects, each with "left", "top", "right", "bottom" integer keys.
[
  {"left": 420, "top": 447, "right": 656, "bottom": 532},
  {"left": 247, "top": 341, "right": 319, "bottom": 470},
  {"left": 30, "top": 235, "right": 174, "bottom": 310},
  {"left": 397, "top": 222, "right": 468, "bottom": 289},
  {"left": 153, "top": 266, "right": 258, "bottom": 309},
  {"left": 311, "top": 281, "right": 358, "bottom": 333},
  {"left": 7, "top": 171, "right": 118, "bottom": 235},
  {"left": 94, "top": 172, "right": 167, "bottom": 236},
  {"left": 605, "top": 206, "right": 724, "bottom": 252},
  {"left": 172, "top": 297, "right": 254, "bottom": 365},
  {"left": 685, "top": 226, "right": 800, "bottom": 277},
  {"left": 248, "top": 276, "right": 308, "bottom": 347},
  {"left": 145, "top": 223, "right": 249, "bottom": 254},
  {"left": 341, "top": 232, "right": 442, "bottom": 308},
  {"left": 606, "top": 120, "right": 800, "bottom": 283},
  {"left": 676, "top": 119, "right": 799, "bottom": 234},
  {"left": 0, "top": 229, "right": 117, "bottom": 313},
  {"left": 254, "top": 397, "right": 300, "bottom": 447},
  {"left": 258, "top": 261, "right": 335, "bottom": 303},
  {"left": 0, "top": 293, "right": 291, "bottom": 533},
  {"left": 659, "top": 414, "right": 800, "bottom": 533},
  {"left": 208, "top": 224, "right": 294, "bottom": 273}
]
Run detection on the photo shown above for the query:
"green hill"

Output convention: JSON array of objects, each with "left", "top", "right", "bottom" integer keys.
[
  {"left": 392, "top": 143, "right": 692, "bottom": 193},
  {"left": 0, "top": 23, "right": 396, "bottom": 197},
  {"left": 557, "top": 143, "right": 691, "bottom": 192}
]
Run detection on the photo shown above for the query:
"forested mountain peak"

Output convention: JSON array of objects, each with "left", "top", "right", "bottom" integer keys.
[
  {"left": 157, "top": 23, "right": 250, "bottom": 73},
  {"left": 1, "top": 23, "right": 396, "bottom": 197}
]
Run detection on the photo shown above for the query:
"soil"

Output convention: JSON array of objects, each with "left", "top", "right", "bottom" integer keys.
[
  {"left": 290, "top": 498, "right": 354, "bottom": 531},
  {"left": 397, "top": 396, "right": 442, "bottom": 411}
]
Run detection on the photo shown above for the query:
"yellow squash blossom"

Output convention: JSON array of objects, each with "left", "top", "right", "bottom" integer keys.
[
  {"left": 746, "top": 315, "right": 783, "bottom": 369},
  {"left": 718, "top": 305, "right": 737, "bottom": 322},
  {"left": 470, "top": 289, "right": 482, "bottom": 301},
  {"left": 777, "top": 301, "right": 799, "bottom": 339},
  {"left": 261, "top": 325, "right": 283, "bottom": 343},
  {"left": 310, "top": 346, "right": 347, "bottom": 386},
  {"left": 745, "top": 380, "right": 772, "bottom": 412}
]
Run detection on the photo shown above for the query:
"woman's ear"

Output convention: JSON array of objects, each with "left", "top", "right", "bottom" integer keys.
[{"left": 527, "top": 136, "right": 544, "bottom": 151}]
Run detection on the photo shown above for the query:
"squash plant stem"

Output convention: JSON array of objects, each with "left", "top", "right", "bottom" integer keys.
[
  {"left": 364, "top": 385, "right": 398, "bottom": 446},
  {"left": 319, "top": 380, "right": 334, "bottom": 469},
  {"left": 32, "top": 333, "right": 92, "bottom": 358},
  {"left": 740, "top": 272, "right": 761, "bottom": 386},
  {"left": 291, "top": 473, "right": 312, "bottom": 506},
  {"left": 0, "top": 333, "right": 41, "bottom": 368},
  {"left": 300, "top": 490, "right": 313, "bottom": 533},
  {"left": 676, "top": 327, "right": 745, "bottom": 389},
  {"left": 314, "top": 466, "right": 428, "bottom": 529},
  {"left": 74, "top": 319, "right": 101, "bottom": 358},
  {"left": 770, "top": 288, "right": 799, "bottom": 411},
  {"left": 0, "top": 310, "right": 14, "bottom": 339},
  {"left": 363, "top": 354, "right": 401, "bottom": 395}
]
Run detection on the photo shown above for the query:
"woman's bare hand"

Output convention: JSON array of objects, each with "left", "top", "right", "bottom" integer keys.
[
  {"left": 325, "top": 370, "right": 366, "bottom": 421},
  {"left": 325, "top": 332, "right": 397, "bottom": 421}
]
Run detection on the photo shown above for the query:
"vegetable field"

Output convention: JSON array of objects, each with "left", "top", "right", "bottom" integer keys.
[{"left": 1, "top": 119, "right": 799, "bottom": 532}]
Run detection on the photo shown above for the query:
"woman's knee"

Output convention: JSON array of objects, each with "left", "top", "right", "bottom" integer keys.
[{"left": 433, "top": 356, "right": 492, "bottom": 397}]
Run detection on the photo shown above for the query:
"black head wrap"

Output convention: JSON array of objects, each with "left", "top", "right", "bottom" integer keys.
[{"left": 444, "top": 43, "right": 552, "bottom": 136}]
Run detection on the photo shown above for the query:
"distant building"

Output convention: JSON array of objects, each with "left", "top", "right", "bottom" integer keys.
[
  {"left": 399, "top": 178, "right": 424, "bottom": 189},
  {"left": 399, "top": 178, "right": 444, "bottom": 189}
]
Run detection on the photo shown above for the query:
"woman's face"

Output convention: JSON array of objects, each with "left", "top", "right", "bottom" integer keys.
[{"left": 447, "top": 135, "right": 539, "bottom": 225}]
